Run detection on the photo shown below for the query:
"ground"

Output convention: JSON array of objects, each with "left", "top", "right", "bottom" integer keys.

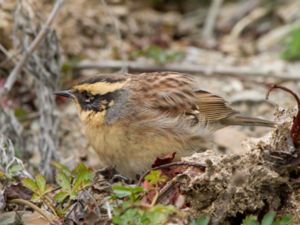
[{"left": 1, "top": 0, "right": 300, "bottom": 224}]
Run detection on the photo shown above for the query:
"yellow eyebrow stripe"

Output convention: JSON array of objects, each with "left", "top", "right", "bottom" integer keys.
[{"left": 74, "top": 80, "right": 129, "bottom": 95}]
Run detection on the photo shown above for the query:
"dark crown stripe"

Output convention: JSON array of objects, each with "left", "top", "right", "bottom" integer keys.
[{"left": 79, "top": 74, "right": 127, "bottom": 85}]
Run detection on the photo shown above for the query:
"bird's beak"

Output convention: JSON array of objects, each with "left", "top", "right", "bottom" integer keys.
[{"left": 54, "top": 90, "right": 75, "bottom": 99}]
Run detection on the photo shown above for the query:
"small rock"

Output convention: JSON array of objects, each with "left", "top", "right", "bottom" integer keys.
[
  {"left": 0, "top": 212, "right": 17, "bottom": 225},
  {"left": 22, "top": 212, "right": 52, "bottom": 225}
]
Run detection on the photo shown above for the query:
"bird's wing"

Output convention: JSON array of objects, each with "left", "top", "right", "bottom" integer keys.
[
  {"left": 130, "top": 72, "right": 236, "bottom": 124},
  {"left": 130, "top": 72, "right": 197, "bottom": 114},
  {"left": 194, "top": 90, "right": 237, "bottom": 122}
]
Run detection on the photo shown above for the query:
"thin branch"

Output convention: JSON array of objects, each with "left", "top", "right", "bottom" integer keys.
[
  {"left": 9, "top": 199, "right": 54, "bottom": 223},
  {"left": 156, "top": 177, "right": 176, "bottom": 203},
  {"left": 266, "top": 84, "right": 300, "bottom": 146},
  {"left": 202, "top": 0, "right": 224, "bottom": 40},
  {"left": 0, "top": 43, "right": 32, "bottom": 77},
  {"left": 43, "top": 195, "right": 58, "bottom": 217},
  {"left": 2, "top": 0, "right": 64, "bottom": 94},
  {"left": 73, "top": 60, "right": 300, "bottom": 81},
  {"left": 64, "top": 201, "right": 78, "bottom": 221},
  {"left": 219, "top": 0, "right": 260, "bottom": 31},
  {"left": 230, "top": 7, "right": 268, "bottom": 40},
  {"left": 0, "top": 44, "right": 21, "bottom": 67}
]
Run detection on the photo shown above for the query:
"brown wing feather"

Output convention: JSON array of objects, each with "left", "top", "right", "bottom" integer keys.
[
  {"left": 194, "top": 90, "right": 237, "bottom": 122},
  {"left": 130, "top": 72, "right": 236, "bottom": 123},
  {"left": 130, "top": 72, "right": 197, "bottom": 114}
]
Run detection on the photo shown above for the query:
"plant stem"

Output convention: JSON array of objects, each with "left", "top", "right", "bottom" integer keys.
[
  {"left": 43, "top": 195, "right": 58, "bottom": 217},
  {"left": 9, "top": 198, "right": 54, "bottom": 223},
  {"left": 150, "top": 191, "right": 159, "bottom": 207}
]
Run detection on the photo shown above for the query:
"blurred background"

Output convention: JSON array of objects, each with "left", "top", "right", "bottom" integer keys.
[{"left": 1, "top": 0, "right": 300, "bottom": 177}]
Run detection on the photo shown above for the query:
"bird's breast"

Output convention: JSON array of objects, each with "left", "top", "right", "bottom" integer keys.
[{"left": 82, "top": 120, "right": 198, "bottom": 177}]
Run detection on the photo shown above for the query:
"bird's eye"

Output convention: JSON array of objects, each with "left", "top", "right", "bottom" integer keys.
[{"left": 82, "top": 92, "right": 94, "bottom": 103}]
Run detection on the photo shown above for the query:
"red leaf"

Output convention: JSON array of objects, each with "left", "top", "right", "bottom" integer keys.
[
  {"left": 142, "top": 180, "right": 152, "bottom": 190},
  {"left": 161, "top": 166, "right": 185, "bottom": 178},
  {"left": 151, "top": 152, "right": 176, "bottom": 168}
]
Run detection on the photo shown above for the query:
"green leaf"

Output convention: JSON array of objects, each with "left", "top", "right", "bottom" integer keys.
[
  {"left": 242, "top": 215, "right": 260, "bottom": 225},
  {"left": 56, "top": 171, "right": 71, "bottom": 191},
  {"left": 72, "top": 170, "right": 93, "bottom": 192},
  {"left": 190, "top": 216, "right": 210, "bottom": 225},
  {"left": 145, "top": 170, "right": 167, "bottom": 186},
  {"left": 31, "top": 193, "right": 41, "bottom": 202},
  {"left": 145, "top": 204, "right": 175, "bottom": 225},
  {"left": 113, "top": 208, "right": 142, "bottom": 225},
  {"left": 167, "top": 51, "right": 185, "bottom": 62},
  {"left": 129, "top": 45, "right": 185, "bottom": 65},
  {"left": 22, "top": 178, "right": 38, "bottom": 192},
  {"left": 51, "top": 161, "right": 72, "bottom": 177},
  {"left": 261, "top": 211, "right": 276, "bottom": 225},
  {"left": 55, "top": 205, "right": 66, "bottom": 217},
  {"left": 7, "top": 164, "right": 23, "bottom": 176},
  {"left": 112, "top": 184, "right": 144, "bottom": 199},
  {"left": 44, "top": 185, "right": 53, "bottom": 194},
  {"left": 281, "top": 26, "right": 300, "bottom": 61},
  {"left": 54, "top": 191, "right": 69, "bottom": 203},
  {"left": 72, "top": 163, "right": 91, "bottom": 175},
  {"left": 72, "top": 163, "right": 93, "bottom": 193},
  {"left": 35, "top": 174, "right": 46, "bottom": 193},
  {"left": 147, "top": 45, "right": 167, "bottom": 64},
  {"left": 273, "top": 215, "right": 292, "bottom": 225},
  {"left": 14, "top": 108, "right": 28, "bottom": 119},
  {"left": 69, "top": 191, "right": 77, "bottom": 200},
  {"left": 69, "top": 191, "right": 78, "bottom": 200}
]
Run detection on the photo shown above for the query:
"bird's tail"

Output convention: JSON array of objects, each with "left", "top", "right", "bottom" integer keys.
[{"left": 222, "top": 114, "right": 275, "bottom": 128}]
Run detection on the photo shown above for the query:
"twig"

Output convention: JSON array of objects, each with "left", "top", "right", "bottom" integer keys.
[
  {"left": 64, "top": 201, "right": 78, "bottom": 221},
  {"left": 105, "top": 201, "right": 112, "bottom": 219},
  {"left": 73, "top": 60, "right": 300, "bottom": 81},
  {"left": 150, "top": 191, "right": 159, "bottom": 207},
  {"left": 156, "top": 176, "right": 179, "bottom": 204},
  {"left": 0, "top": 43, "right": 31, "bottom": 76},
  {"left": 202, "top": 0, "right": 224, "bottom": 40},
  {"left": 230, "top": 7, "right": 268, "bottom": 40},
  {"left": 138, "top": 161, "right": 205, "bottom": 185},
  {"left": 2, "top": 0, "right": 64, "bottom": 94},
  {"left": 0, "top": 44, "right": 20, "bottom": 67},
  {"left": 43, "top": 195, "right": 58, "bottom": 217},
  {"left": 266, "top": 84, "right": 300, "bottom": 146},
  {"left": 219, "top": 0, "right": 260, "bottom": 31},
  {"left": 9, "top": 198, "right": 54, "bottom": 223}
]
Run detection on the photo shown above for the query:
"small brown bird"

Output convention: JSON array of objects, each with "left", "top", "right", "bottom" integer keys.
[{"left": 55, "top": 72, "right": 274, "bottom": 178}]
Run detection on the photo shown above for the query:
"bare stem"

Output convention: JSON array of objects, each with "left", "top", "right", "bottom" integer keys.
[
  {"left": 43, "top": 195, "right": 58, "bottom": 217},
  {"left": 73, "top": 60, "right": 300, "bottom": 81},
  {"left": 150, "top": 191, "right": 159, "bottom": 207},
  {"left": 2, "top": 0, "right": 64, "bottom": 94},
  {"left": 9, "top": 198, "right": 54, "bottom": 223},
  {"left": 202, "top": 0, "right": 224, "bottom": 40},
  {"left": 266, "top": 84, "right": 300, "bottom": 145}
]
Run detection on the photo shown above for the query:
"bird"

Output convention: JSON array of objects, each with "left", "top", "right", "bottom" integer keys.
[{"left": 55, "top": 72, "right": 274, "bottom": 178}]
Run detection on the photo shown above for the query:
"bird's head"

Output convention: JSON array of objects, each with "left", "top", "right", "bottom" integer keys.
[{"left": 55, "top": 74, "right": 129, "bottom": 125}]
